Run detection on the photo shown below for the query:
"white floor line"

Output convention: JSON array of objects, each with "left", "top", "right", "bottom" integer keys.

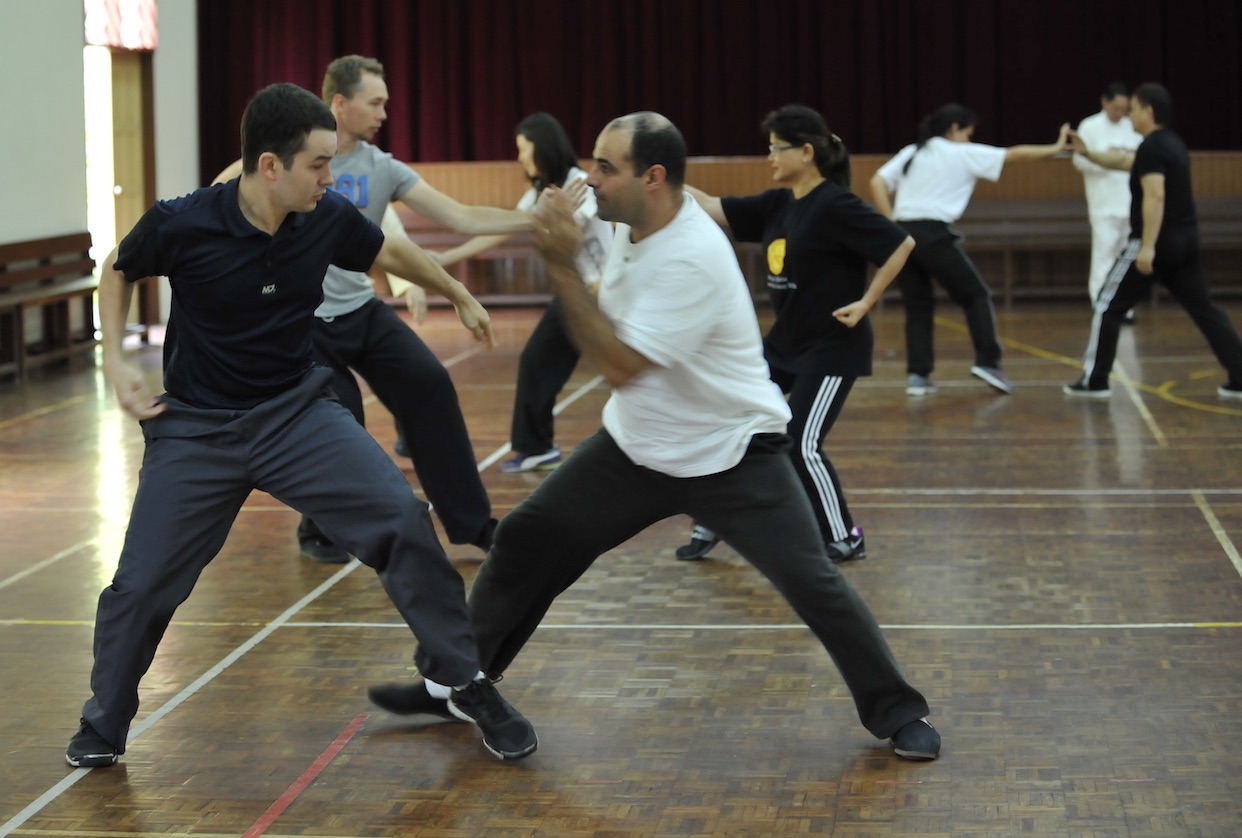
[
  {"left": 1191, "top": 490, "right": 1242, "bottom": 580},
  {"left": 0, "top": 539, "right": 93, "bottom": 592},
  {"left": 0, "top": 562, "right": 363, "bottom": 838},
  {"left": 476, "top": 374, "right": 603, "bottom": 471},
  {"left": 1114, "top": 360, "right": 1168, "bottom": 447},
  {"left": 278, "top": 620, "right": 1242, "bottom": 631}
]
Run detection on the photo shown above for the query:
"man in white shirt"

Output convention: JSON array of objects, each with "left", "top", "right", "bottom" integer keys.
[
  {"left": 370, "top": 111, "right": 942, "bottom": 762},
  {"left": 1073, "top": 83, "right": 1143, "bottom": 317}
]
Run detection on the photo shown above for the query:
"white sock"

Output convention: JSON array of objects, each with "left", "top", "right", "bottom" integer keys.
[{"left": 424, "top": 671, "right": 485, "bottom": 699}]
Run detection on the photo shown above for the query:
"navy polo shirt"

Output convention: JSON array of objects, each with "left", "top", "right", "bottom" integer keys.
[{"left": 114, "top": 179, "right": 383, "bottom": 409}]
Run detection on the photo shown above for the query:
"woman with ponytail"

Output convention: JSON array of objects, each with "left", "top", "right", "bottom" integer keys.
[
  {"left": 675, "top": 104, "right": 913, "bottom": 563},
  {"left": 870, "top": 104, "right": 1069, "bottom": 396}
]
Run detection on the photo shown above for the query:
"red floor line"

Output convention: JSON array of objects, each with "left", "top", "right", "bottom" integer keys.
[{"left": 241, "top": 713, "right": 369, "bottom": 838}]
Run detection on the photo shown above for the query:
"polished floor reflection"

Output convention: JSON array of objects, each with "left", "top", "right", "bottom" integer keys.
[{"left": 1, "top": 301, "right": 1240, "bottom": 837}]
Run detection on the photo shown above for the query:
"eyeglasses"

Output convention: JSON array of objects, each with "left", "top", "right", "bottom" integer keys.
[{"left": 768, "top": 143, "right": 798, "bottom": 153}]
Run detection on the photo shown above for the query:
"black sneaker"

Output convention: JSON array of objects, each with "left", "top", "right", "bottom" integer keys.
[
  {"left": 447, "top": 677, "right": 538, "bottom": 760},
  {"left": 890, "top": 717, "right": 940, "bottom": 760},
  {"left": 297, "top": 518, "right": 350, "bottom": 564},
  {"left": 1063, "top": 378, "right": 1111, "bottom": 399},
  {"left": 675, "top": 524, "right": 720, "bottom": 561},
  {"left": 66, "top": 719, "right": 119, "bottom": 767},
  {"left": 825, "top": 526, "right": 866, "bottom": 564},
  {"left": 368, "top": 679, "right": 459, "bottom": 720},
  {"left": 1218, "top": 382, "right": 1242, "bottom": 400}
]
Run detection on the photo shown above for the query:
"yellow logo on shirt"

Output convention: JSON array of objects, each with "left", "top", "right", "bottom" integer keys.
[{"left": 767, "top": 238, "right": 786, "bottom": 275}]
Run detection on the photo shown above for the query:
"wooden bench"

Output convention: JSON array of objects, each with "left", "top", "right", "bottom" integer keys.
[
  {"left": 0, "top": 233, "right": 98, "bottom": 379},
  {"left": 389, "top": 154, "right": 1242, "bottom": 307}
]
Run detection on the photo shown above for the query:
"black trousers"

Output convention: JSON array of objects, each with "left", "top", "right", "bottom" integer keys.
[
  {"left": 510, "top": 296, "right": 580, "bottom": 455},
  {"left": 463, "top": 429, "right": 930, "bottom": 739},
  {"left": 1081, "top": 231, "right": 1242, "bottom": 387},
  {"left": 309, "top": 298, "right": 492, "bottom": 545},
  {"left": 896, "top": 220, "right": 1002, "bottom": 375},
  {"left": 81, "top": 368, "right": 481, "bottom": 752}
]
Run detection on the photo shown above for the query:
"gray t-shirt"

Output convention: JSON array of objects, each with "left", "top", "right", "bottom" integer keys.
[{"left": 317, "top": 140, "right": 420, "bottom": 317}]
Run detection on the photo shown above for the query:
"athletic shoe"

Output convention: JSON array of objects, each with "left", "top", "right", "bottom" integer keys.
[
  {"left": 906, "top": 374, "right": 938, "bottom": 395},
  {"left": 890, "top": 717, "right": 940, "bottom": 760},
  {"left": 825, "top": 526, "right": 866, "bottom": 564},
  {"left": 297, "top": 519, "right": 350, "bottom": 564},
  {"left": 970, "top": 365, "right": 1013, "bottom": 394},
  {"left": 368, "top": 679, "right": 459, "bottom": 720},
  {"left": 447, "top": 677, "right": 538, "bottom": 760},
  {"left": 1218, "top": 383, "right": 1242, "bottom": 400},
  {"left": 675, "top": 524, "right": 721, "bottom": 561},
  {"left": 66, "top": 719, "right": 119, "bottom": 768},
  {"left": 394, "top": 437, "right": 410, "bottom": 457},
  {"left": 499, "top": 447, "right": 561, "bottom": 473},
  {"left": 1063, "top": 378, "right": 1112, "bottom": 399}
]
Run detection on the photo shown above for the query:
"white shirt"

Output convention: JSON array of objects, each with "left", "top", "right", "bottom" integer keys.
[
  {"left": 876, "top": 137, "right": 1006, "bottom": 223},
  {"left": 599, "top": 195, "right": 790, "bottom": 478},
  {"left": 516, "top": 167, "right": 611, "bottom": 284},
  {"left": 1072, "top": 110, "right": 1142, "bottom": 219}
]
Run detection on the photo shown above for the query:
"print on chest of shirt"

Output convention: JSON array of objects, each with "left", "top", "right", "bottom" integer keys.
[
  {"left": 766, "top": 238, "right": 793, "bottom": 291},
  {"left": 329, "top": 173, "right": 369, "bottom": 208}
]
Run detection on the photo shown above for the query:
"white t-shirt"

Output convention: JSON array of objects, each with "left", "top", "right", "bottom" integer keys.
[
  {"left": 876, "top": 137, "right": 1006, "bottom": 223},
  {"left": 516, "top": 167, "right": 612, "bottom": 284},
  {"left": 1072, "top": 110, "right": 1142, "bottom": 219},
  {"left": 599, "top": 195, "right": 790, "bottom": 478}
]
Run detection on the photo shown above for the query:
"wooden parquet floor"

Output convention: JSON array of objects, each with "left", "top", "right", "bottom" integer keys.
[{"left": 1, "top": 301, "right": 1240, "bottom": 837}]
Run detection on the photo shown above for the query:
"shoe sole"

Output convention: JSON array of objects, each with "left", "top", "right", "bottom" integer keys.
[
  {"left": 675, "top": 539, "right": 720, "bottom": 561},
  {"left": 970, "top": 367, "right": 1012, "bottom": 394},
  {"left": 446, "top": 699, "right": 539, "bottom": 760},
  {"left": 890, "top": 743, "right": 939, "bottom": 760},
  {"left": 66, "top": 752, "right": 118, "bottom": 768},
  {"left": 367, "top": 685, "right": 459, "bottom": 720},
  {"left": 1062, "top": 387, "right": 1111, "bottom": 399},
  {"left": 1218, "top": 389, "right": 1242, "bottom": 400},
  {"left": 829, "top": 547, "right": 867, "bottom": 564}
]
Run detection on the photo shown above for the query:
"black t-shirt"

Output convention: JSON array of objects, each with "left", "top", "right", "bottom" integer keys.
[
  {"left": 722, "top": 182, "right": 908, "bottom": 376},
  {"left": 1130, "top": 127, "right": 1197, "bottom": 241},
  {"left": 113, "top": 180, "right": 384, "bottom": 409}
]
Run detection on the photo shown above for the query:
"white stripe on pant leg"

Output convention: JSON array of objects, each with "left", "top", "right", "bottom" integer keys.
[
  {"left": 800, "top": 376, "right": 849, "bottom": 541},
  {"left": 1083, "top": 239, "right": 1141, "bottom": 378}
]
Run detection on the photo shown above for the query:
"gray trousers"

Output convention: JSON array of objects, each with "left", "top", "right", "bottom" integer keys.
[
  {"left": 466, "top": 429, "right": 929, "bottom": 740},
  {"left": 82, "top": 367, "right": 480, "bottom": 752}
]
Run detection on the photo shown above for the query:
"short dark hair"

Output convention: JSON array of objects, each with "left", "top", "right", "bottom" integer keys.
[
  {"left": 1132, "top": 82, "right": 1173, "bottom": 126},
  {"left": 322, "top": 55, "right": 385, "bottom": 103},
  {"left": 1102, "top": 81, "right": 1130, "bottom": 101},
  {"left": 241, "top": 83, "right": 336, "bottom": 175},
  {"left": 761, "top": 103, "right": 850, "bottom": 188},
  {"left": 607, "top": 111, "right": 686, "bottom": 188},
  {"left": 516, "top": 112, "right": 579, "bottom": 193}
]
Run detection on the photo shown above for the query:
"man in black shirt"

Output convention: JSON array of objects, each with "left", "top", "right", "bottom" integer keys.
[
  {"left": 65, "top": 83, "right": 538, "bottom": 769},
  {"left": 1064, "top": 82, "right": 1242, "bottom": 399}
]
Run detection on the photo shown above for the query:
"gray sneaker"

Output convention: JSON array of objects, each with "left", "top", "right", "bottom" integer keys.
[
  {"left": 970, "top": 365, "right": 1012, "bottom": 394},
  {"left": 906, "top": 374, "right": 938, "bottom": 396}
]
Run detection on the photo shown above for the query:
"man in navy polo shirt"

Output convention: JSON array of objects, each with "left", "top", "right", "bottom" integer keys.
[{"left": 65, "top": 83, "right": 538, "bottom": 768}]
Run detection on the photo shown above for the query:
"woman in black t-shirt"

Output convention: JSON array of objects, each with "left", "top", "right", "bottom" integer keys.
[{"left": 676, "top": 104, "right": 913, "bottom": 563}]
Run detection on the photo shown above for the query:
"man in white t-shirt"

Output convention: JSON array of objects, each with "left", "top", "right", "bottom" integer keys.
[
  {"left": 369, "top": 111, "right": 942, "bottom": 762},
  {"left": 1073, "top": 83, "right": 1142, "bottom": 317}
]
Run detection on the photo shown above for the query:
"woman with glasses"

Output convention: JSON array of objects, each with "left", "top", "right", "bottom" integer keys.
[
  {"left": 430, "top": 112, "right": 612, "bottom": 473},
  {"left": 870, "top": 104, "right": 1069, "bottom": 396},
  {"left": 674, "top": 104, "right": 913, "bottom": 563}
]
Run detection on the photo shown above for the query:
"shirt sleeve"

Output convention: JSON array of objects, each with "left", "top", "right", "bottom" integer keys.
[
  {"left": 721, "top": 190, "right": 783, "bottom": 243},
  {"left": 961, "top": 143, "right": 1006, "bottom": 182},
  {"left": 826, "top": 192, "right": 910, "bottom": 266},
  {"left": 329, "top": 193, "right": 385, "bottom": 273},
  {"left": 113, "top": 201, "right": 173, "bottom": 282},
  {"left": 875, "top": 145, "right": 917, "bottom": 191}
]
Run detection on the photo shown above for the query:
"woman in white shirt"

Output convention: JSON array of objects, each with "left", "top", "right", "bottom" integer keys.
[
  {"left": 870, "top": 104, "right": 1068, "bottom": 396},
  {"left": 434, "top": 113, "right": 611, "bottom": 472}
]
